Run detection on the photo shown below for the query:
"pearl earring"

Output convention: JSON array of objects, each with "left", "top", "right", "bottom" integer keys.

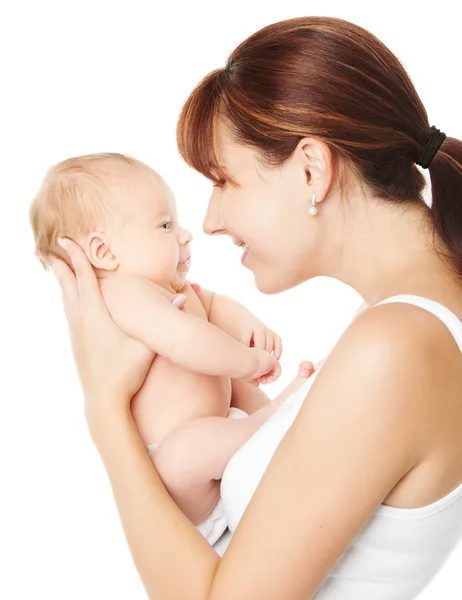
[{"left": 309, "top": 193, "right": 318, "bottom": 216}]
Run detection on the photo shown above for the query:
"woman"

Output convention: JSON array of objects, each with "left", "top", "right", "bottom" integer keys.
[{"left": 45, "top": 16, "right": 462, "bottom": 600}]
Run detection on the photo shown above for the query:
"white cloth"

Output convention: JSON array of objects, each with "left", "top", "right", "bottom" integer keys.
[{"left": 216, "top": 295, "right": 462, "bottom": 599}]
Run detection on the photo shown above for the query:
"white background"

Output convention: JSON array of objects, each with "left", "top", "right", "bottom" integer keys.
[{"left": 1, "top": 1, "right": 460, "bottom": 598}]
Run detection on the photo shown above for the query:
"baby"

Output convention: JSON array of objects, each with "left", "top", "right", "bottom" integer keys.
[{"left": 30, "top": 153, "right": 301, "bottom": 544}]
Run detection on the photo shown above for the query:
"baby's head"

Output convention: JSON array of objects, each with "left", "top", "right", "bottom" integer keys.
[{"left": 30, "top": 153, "right": 193, "bottom": 292}]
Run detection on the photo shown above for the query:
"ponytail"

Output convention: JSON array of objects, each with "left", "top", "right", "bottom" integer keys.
[{"left": 428, "top": 137, "right": 462, "bottom": 278}]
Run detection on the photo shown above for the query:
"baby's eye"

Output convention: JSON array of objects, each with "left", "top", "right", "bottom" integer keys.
[{"left": 161, "top": 222, "right": 172, "bottom": 230}]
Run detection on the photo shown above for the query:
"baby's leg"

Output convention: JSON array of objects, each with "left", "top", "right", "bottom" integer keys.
[
  {"left": 152, "top": 404, "right": 279, "bottom": 526},
  {"left": 272, "top": 360, "right": 316, "bottom": 405},
  {"left": 230, "top": 378, "right": 270, "bottom": 413}
]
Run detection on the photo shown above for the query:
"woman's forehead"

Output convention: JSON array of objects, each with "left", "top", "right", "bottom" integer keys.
[{"left": 215, "top": 133, "right": 257, "bottom": 173}]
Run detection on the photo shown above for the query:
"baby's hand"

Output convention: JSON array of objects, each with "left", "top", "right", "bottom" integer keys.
[
  {"left": 241, "top": 319, "right": 282, "bottom": 360},
  {"left": 243, "top": 347, "right": 281, "bottom": 387}
]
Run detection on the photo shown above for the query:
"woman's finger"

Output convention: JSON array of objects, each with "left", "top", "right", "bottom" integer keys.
[
  {"left": 57, "top": 238, "right": 107, "bottom": 314},
  {"left": 48, "top": 257, "right": 80, "bottom": 325}
]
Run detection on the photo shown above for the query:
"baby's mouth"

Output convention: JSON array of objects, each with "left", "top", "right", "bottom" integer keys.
[{"left": 177, "top": 256, "right": 191, "bottom": 271}]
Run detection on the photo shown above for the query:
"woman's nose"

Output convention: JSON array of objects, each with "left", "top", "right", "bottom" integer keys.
[{"left": 203, "top": 191, "right": 227, "bottom": 236}]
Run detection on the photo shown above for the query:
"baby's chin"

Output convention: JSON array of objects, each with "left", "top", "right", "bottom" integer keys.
[{"left": 170, "top": 278, "right": 188, "bottom": 293}]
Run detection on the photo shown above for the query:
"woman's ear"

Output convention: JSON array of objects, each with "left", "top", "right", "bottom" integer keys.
[
  {"left": 299, "top": 137, "right": 334, "bottom": 204},
  {"left": 86, "top": 232, "right": 119, "bottom": 271}
]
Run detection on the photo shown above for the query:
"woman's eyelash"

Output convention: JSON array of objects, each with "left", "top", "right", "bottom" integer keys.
[{"left": 213, "top": 179, "right": 227, "bottom": 188}]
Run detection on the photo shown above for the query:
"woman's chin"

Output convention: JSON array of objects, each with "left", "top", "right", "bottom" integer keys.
[
  {"left": 253, "top": 266, "right": 311, "bottom": 295},
  {"left": 253, "top": 272, "right": 289, "bottom": 295}
]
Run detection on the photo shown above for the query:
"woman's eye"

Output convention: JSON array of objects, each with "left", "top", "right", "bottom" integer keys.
[
  {"left": 213, "top": 179, "right": 227, "bottom": 188},
  {"left": 161, "top": 222, "right": 172, "bottom": 230}
]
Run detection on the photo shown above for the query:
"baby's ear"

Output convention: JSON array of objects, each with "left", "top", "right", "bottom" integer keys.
[{"left": 87, "top": 231, "right": 119, "bottom": 271}]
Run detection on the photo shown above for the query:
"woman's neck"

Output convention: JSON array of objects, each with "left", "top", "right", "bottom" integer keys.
[{"left": 324, "top": 197, "right": 461, "bottom": 307}]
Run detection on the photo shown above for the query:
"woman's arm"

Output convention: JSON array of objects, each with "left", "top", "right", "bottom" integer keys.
[
  {"left": 90, "top": 302, "right": 431, "bottom": 599},
  {"left": 87, "top": 405, "right": 220, "bottom": 599},
  {"left": 48, "top": 239, "right": 434, "bottom": 600}
]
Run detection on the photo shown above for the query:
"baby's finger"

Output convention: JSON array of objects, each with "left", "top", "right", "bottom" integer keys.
[
  {"left": 272, "top": 360, "right": 282, "bottom": 381},
  {"left": 262, "top": 360, "right": 281, "bottom": 385},
  {"left": 253, "top": 329, "right": 266, "bottom": 350},
  {"left": 241, "top": 330, "right": 253, "bottom": 347},
  {"left": 57, "top": 238, "right": 107, "bottom": 315},
  {"left": 189, "top": 282, "right": 202, "bottom": 294},
  {"left": 265, "top": 332, "right": 274, "bottom": 354},
  {"left": 273, "top": 335, "right": 283, "bottom": 360}
]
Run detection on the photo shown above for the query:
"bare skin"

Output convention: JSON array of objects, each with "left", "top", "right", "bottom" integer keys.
[
  {"left": 66, "top": 164, "right": 287, "bottom": 529},
  {"left": 45, "top": 125, "right": 462, "bottom": 600},
  {"left": 151, "top": 361, "right": 315, "bottom": 525}
]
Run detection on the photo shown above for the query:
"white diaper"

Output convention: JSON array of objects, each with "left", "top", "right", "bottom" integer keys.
[{"left": 147, "top": 406, "right": 248, "bottom": 545}]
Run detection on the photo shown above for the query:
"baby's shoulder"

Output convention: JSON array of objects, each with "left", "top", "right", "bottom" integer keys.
[
  {"left": 98, "top": 275, "right": 169, "bottom": 313},
  {"left": 182, "top": 282, "right": 214, "bottom": 317},
  {"left": 181, "top": 282, "right": 210, "bottom": 318}
]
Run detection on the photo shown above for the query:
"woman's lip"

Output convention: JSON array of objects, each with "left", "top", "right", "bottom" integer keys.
[{"left": 241, "top": 245, "right": 249, "bottom": 264}]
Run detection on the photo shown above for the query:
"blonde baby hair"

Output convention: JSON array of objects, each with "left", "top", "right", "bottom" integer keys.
[{"left": 30, "top": 152, "right": 141, "bottom": 270}]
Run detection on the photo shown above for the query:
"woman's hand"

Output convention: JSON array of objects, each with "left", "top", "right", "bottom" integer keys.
[{"left": 38, "top": 238, "right": 187, "bottom": 419}]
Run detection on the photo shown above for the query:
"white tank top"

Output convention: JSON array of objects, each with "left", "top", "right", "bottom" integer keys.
[{"left": 217, "top": 295, "right": 462, "bottom": 599}]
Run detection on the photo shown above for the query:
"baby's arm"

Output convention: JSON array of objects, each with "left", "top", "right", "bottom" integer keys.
[
  {"left": 196, "top": 288, "right": 261, "bottom": 342},
  {"left": 195, "top": 287, "right": 282, "bottom": 403},
  {"left": 99, "top": 275, "right": 277, "bottom": 382}
]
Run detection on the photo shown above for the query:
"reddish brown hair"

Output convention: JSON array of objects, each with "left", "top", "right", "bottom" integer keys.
[{"left": 177, "top": 16, "right": 462, "bottom": 277}]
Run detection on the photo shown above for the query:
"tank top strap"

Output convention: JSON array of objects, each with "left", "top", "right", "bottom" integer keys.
[{"left": 373, "top": 294, "right": 462, "bottom": 353}]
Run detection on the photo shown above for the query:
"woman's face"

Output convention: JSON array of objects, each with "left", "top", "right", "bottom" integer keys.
[{"left": 202, "top": 129, "right": 336, "bottom": 294}]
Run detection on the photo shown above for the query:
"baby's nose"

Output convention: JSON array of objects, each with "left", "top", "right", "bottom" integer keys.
[{"left": 180, "top": 227, "right": 193, "bottom": 244}]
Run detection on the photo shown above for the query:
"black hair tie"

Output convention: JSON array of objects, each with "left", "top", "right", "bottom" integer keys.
[{"left": 416, "top": 126, "right": 446, "bottom": 169}]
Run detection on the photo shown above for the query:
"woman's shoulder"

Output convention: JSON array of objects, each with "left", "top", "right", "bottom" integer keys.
[
  {"left": 334, "top": 299, "right": 462, "bottom": 388},
  {"left": 300, "top": 301, "right": 456, "bottom": 451},
  {"left": 347, "top": 302, "right": 450, "bottom": 343},
  {"left": 304, "top": 300, "right": 461, "bottom": 439},
  {"left": 350, "top": 299, "right": 461, "bottom": 364}
]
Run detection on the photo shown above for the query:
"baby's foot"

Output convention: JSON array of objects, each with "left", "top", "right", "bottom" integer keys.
[
  {"left": 269, "top": 360, "right": 316, "bottom": 412},
  {"left": 297, "top": 361, "right": 315, "bottom": 378}
]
